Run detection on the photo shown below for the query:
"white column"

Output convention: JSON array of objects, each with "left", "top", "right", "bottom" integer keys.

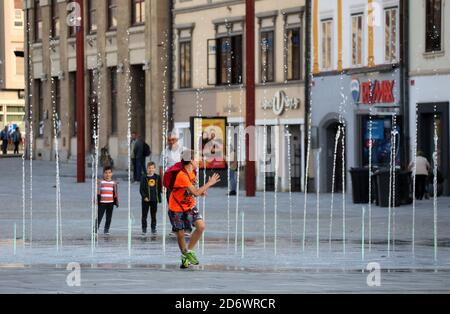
[
  {"left": 281, "top": 125, "right": 290, "bottom": 192},
  {"left": 256, "top": 125, "right": 264, "bottom": 191}
]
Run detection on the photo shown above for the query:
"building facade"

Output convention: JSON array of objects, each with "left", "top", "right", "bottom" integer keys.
[
  {"left": 25, "top": 0, "right": 169, "bottom": 168},
  {"left": 0, "top": 0, "right": 25, "bottom": 134},
  {"left": 173, "top": 0, "right": 306, "bottom": 192},
  {"left": 311, "top": 0, "right": 405, "bottom": 193},
  {"left": 409, "top": 0, "right": 450, "bottom": 195}
]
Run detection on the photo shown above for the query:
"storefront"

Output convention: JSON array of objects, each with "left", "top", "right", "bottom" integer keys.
[
  {"left": 174, "top": 84, "right": 305, "bottom": 193},
  {"left": 255, "top": 86, "right": 304, "bottom": 192},
  {"left": 352, "top": 69, "right": 402, "bottom": 168},
  {"left": 409, "top": 74, "right": 450, "bottom": 196},
  {"left": 312, "top": 68, "right": 402, "bottom": 193}
]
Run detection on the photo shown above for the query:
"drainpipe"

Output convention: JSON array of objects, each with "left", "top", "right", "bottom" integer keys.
[
  {"left": 24, "top": 7, "right": 30, "bottom": 160},
  {"left": 400, "top": 0, "right": 410, "bottom": 168},
  {"left": 168, "top": 0, "right": 175, "bottom": 132},
  {"left": 304, "top": 0, "right": 312, "bottom": 192}
]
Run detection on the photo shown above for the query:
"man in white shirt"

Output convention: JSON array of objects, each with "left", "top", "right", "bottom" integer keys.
[{"left": 159, "top": 131, "right": 186, "bottom": 176}]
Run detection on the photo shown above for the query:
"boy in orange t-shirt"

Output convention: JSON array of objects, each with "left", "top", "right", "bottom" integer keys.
[{"left": 168, "top": 150, "right": 221, "bottom": 269}]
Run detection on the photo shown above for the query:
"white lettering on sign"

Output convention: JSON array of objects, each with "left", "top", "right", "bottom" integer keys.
[{"left": 261, "top": 90, "right": 300, "bottom": 116}]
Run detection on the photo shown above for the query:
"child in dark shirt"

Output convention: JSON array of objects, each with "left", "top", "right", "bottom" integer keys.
[{"left": 140, "top": 162, "right": 162, "bottom": 234}]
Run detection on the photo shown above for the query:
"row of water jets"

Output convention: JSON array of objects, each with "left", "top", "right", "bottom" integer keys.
[{"left": 14, "top": 32, "right": 441, "bottom": 263}]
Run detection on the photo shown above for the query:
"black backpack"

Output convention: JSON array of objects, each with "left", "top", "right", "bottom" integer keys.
[{"left": 143, "top": 142, "right": 151, "bottom": 157}]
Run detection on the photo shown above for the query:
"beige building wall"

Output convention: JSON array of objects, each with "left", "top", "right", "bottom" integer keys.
[
  {"left": 173, "top": 0, "right": 306, "bottom": 192},
  {"left": 26, "top": 0, "right": 169, "bottom": 169},
  {"left": 0, "top": 0, "right": 25, "bottom": 132},
  {"left": 409, "top": 0, "right": 450, "bottom": 195},
  {"left": 409, "top": 0, "right": 450, "bottom": 76}
]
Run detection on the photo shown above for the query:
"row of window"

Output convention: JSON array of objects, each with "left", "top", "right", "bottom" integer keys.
[
  {"left": 320, "top": 7, "right": 398, "bottom": 70},
  {"left": 319, "top": 0, "right": 442, "bottom": 70},
  {"left": 179, "top": 27, "right": 302, "bottom": 89},
  {"left": 33, "top": 0, "right": 146, "bottom": 41},
  {"left": 34, "top": 67, "right": 119, "bottom": 138}
]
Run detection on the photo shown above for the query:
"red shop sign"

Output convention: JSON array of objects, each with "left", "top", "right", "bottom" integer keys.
[{"left": 351, "top": 79, "right": 395, "bottom": 105}]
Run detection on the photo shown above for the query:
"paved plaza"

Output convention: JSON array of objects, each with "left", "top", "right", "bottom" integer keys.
[{"left": 0, "top": 158, "right": 449, "bottom": 293}]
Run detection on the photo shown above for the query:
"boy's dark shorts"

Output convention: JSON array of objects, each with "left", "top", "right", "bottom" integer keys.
[{"left": 168, "top": 207, "right": 203, "bottom": 232}]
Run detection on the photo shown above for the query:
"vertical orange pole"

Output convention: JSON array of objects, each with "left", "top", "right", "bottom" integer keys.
[{"left": 312, "top": 0, "right": 319, "bottom": 74}]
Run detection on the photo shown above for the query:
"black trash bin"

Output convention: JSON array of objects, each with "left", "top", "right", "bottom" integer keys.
[
  {"left": 350, "top": 168, "right": 370, "bottom": 204},
  {"left": 375, "top": 168, "right": 401, "bottom": 207}
]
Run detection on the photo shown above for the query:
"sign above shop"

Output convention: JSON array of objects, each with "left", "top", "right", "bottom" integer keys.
[
  {"left": 260, "top": 90, "right": 300, "bottom": 116},
  {"left": 351, "top": 79, "right": 396, "bottom": 105}
]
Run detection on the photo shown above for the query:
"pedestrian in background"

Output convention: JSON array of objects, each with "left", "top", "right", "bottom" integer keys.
[
  {"left": 160, "top": 131, "right": 187, "bottom": 200},
  {"left": 133, "top": 133, "right": 151, "bottom": 182},
  {"left": 408, "top": 151, "right": 431, "bottom": 200},
  {"left": 12, "top": 127, "right": 22, "bottom": 155},
  {"left": 0, "top": 126, "right": 9, "bottom": 155}
]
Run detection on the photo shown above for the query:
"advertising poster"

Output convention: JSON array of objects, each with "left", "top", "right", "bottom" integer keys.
[{"left": 190, "top": 117, "right": 227, "bottom": 169}]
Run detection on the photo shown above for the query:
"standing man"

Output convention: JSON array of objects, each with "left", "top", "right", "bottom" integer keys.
[
  {"left": 12, "top": 127, "right": 22, "bottom": 155},
  {"left": 133, "top": 133, "right": 146, "bottom": 182},
  {"left": 159, "top": 131, "right": 186, "bottom": 180},
  {"left": 0, "top": 126, "right": 9, "bottom": 155}
]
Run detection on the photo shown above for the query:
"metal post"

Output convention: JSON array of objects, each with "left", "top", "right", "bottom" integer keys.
[
  {"left": 76, "top": 0, "right": 85, "bottom": 183},
  {"left": 245, "top": 0, "right": 256, "bottom": 197}
]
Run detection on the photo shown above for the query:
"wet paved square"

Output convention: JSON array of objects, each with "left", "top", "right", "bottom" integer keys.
[{"left": 0, "top": 158, "right": 449, "bottom": 293}]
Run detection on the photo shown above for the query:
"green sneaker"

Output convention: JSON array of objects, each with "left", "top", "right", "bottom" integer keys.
[
  {"left": 185, "top": 250, "right": 200, "bottom": 265},
  {"left": 180, "top": 254, "right": 190, "bottom": 269}
]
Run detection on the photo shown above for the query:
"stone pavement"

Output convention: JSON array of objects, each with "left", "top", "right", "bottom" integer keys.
[{"left": 0, "top": 158, "right": 449, "bottom": 293}]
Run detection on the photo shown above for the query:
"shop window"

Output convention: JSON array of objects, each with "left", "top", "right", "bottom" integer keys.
[
  {"left": 425, "top": 0, "right": 442, "bottom": 52},
  {"left": 88, "top": 0, "right": 97, "bottom": 34},
  {"left": 384, "top": 7, "right": 398, "bottom": 63},
  {"left": 321, "top": 19, "right": 333, "bottom": 70},
  {"left": 34, "top": 0, "right": 42, "bottom": 42},
  {"left": 362, "top": 116, "right": 401, "bottom": 167},
  {"left": 260, "top": 30, "right": 274, "bottom": 83},
  {"left": 108, "top": 0, "right": 118, "bottom": 30},
  {"left": 351, "top": 14, "right": 363, "bottom": 66},
  {"left": 286, "top": 28, "right": 301, "bottom": 81},
  {"left": 179, "top": 40, "right": 192, "bottom": 88},
  {"left": 51, "top": 0, "right": 60, "bottom": 39},
  {"left": 212, "top": 35, "right": 243, "bottom": 86},
  {"left": 132, "top": 0, "right": 146, "bottom": 25}
]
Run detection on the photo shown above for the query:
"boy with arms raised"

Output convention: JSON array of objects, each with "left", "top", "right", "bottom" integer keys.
[{"left": 166, "top": 150, "right": 220, "bottom": 269}]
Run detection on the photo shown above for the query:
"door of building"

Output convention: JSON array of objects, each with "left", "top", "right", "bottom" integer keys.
[
  {"left": 418, "top": 102, "right": 449, "bottom": 196},
  {"left": 326, "top": 122, "right": 345, "bottom": 193},
  {"left": 287, "top": 125, "right": 302, "bottom": 192},
  {"left": 131, "top": 66, "right": 146, "bottom": 140}
]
